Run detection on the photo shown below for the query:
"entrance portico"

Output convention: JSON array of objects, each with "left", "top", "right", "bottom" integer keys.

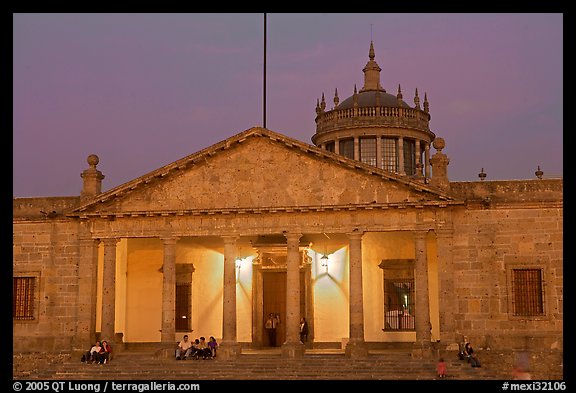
[{"left": 71, "top": 128, "right": 458, "bottom": 357}]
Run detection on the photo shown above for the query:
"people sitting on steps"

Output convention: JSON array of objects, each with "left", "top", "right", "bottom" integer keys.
[
  {"left": 81, "top": 340, "right": 112, "bottom": 364},
  {"left": 176, "top": 335, "right": 217, "bottom": 360}
]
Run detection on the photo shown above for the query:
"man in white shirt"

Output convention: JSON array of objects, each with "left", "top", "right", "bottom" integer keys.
[
  {"left": 87, "top": 341, "right": 101, "bottom": 364},
  {"left": 176, "top": 335, "right": 193, "bottom": 360}
]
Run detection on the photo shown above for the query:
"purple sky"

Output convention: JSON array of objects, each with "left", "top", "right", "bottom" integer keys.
[{"left": 13, "top": 13, "right": 563, "bottom": 198}]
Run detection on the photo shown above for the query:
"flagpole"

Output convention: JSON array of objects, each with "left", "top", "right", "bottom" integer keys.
[{"left": 263, "top": 13, "right": 267, "bottom": 129}]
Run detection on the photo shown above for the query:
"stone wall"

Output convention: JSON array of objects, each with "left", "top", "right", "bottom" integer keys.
[
  {"left": 450, "top": 179, "right": 562, "bottom": 204},
  {"left": 13, "top": 197, "right": 80, "bottom": 219},
  {"left": 449, "top": 202, "right": 563, "bottom": 352},
  {"left": 13, "top": 218, "right": 81, "bottom": 352}
]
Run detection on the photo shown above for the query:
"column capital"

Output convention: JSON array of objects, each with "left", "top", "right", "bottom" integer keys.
[
  {"left": 101, "top": 238, "right": 120, "bottom": 246},
  {"left": 160, "top": 236, "right": 179, "bottom": 245},
  {"left": 283, "top": 232, "right": 302, "bottom": 242},
  {"left": 413, "top": 229, "right": 429, "bottom": 239},
  {"left": 346, "top": 230, "right": 364, "bottom": 240},
  {"left": 222, "top": 235, "right": 240, "bottom": 245}
]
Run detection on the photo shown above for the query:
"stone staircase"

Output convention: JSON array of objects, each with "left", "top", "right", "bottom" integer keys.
[{"left": 30, "top": 347, "right": 510, "bottom": 380}]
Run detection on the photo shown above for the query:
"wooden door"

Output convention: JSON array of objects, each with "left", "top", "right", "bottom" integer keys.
[{"left": 262, "top": 272, "right": 286, "bottom": 346}]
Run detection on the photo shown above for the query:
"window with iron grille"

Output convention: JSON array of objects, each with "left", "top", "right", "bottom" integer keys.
[
  {"left": 512, "top": 269, "right": 544, "bottom": 316},
  {"left": 339, "top": 139, "right": 354, "bottom": 159},
  {"left": 325, "top": 141, "right": 335, "bottom": 153},
  {"left": 13, "top": 277, "right": 35, "bottom": 320},
  {"left": 403, "top": 139, "right": 415, "bottom": 175},
  {"left": 360, "top": 137, "right": 377, "bottom": 166},
  {"left": 175, "top": 282, "right": 192, "bottom": 331},
  {"left": 384, "top": 279, "right": 415, "bottom": 331},
  {"left": 381, "top": 138, "right": 397, "bottom": 171}
]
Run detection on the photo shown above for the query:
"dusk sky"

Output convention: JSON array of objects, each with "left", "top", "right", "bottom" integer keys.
[{"left": 13, "top": 13, "right": 563, "bottom": 197}]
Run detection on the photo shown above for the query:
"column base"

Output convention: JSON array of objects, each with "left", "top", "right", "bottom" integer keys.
[
  {"left": 411, "top": 342, "right": 434, "bottom": 360},
  {"left": 281, "top": 341, "right": 305, "bottom": 358},
  {"left": 345, "top": 340, "right": 368, "bottom": 358},
  {"left": 218, "top": 341, "right": 241, "bottom": 360},
  {"left": 155, "top": 342, "right": 177, "bottom": 359}
]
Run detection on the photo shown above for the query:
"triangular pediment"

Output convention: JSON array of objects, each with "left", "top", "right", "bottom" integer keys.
[{"left": 70, "top": 127, "right": 461, "bottom": 217}]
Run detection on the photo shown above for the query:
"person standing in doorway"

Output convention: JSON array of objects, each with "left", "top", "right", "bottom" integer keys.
[
  {"left": 265, "top": 313, "right": 280, "bottom": 347},
  {"left": 299, "top": 317, "right": 309, "bottom": 344}
]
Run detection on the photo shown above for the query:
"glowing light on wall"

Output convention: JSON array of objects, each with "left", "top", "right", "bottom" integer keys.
[
  {"left": 235, "top": 257, "right": 243, "bottom": 282},
  {"left": 320, "top": 254, "right": 329, "bottom": 271},
  {"left": 234, "top": 256, "right": 253, "bottom": 284}
]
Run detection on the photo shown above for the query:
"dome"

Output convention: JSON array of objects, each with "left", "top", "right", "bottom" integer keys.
[{"left": 337, "top": 90, "right": 411, "bottom": 110}]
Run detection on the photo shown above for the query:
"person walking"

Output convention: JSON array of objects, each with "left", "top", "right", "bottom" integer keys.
[{"left": 437, "top": 357, "right": 447, "bottom": 378}]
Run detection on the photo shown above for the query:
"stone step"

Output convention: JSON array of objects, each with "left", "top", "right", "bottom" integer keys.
[{"left": 33, "top": 351, "right": 507, "bottom": 380}]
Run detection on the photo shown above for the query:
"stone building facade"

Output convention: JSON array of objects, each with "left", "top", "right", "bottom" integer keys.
[{"left": 13, "top": 42, "right": 562, "bottom": 370}]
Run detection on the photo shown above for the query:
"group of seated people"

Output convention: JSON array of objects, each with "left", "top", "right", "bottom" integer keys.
[
  {"left": 176, "top": 335, "right": 218, "bottom": 360},
  {"left": 82, "top": 340, "right": 112, "bottom": 364}
]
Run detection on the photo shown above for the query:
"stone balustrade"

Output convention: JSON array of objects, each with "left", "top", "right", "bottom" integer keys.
[{"left": 315, "top": 105, "right": 430, "bottom": 135}]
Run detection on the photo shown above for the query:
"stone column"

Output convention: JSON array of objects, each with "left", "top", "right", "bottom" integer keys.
[
  {"left": 414, "top": 230, "right": 432, "bottom": 350},
  {"left": 334, "top": 138, "right": 340, "bottom": 155},
  {"left": 376, "top": 137, "right": 382, "bottom": 169},
  {"left": 161, "top": 237, "right": 178, "bottom": 344},
  {"left": 424, "top": 143, "right": 431, "bottom": 179},
  {"left": 398, "top": 137, "right": 405, "bottom": 175},
  {"left": 220, "top": 235, "right": 240, "bottom": 359},
  {"left": 282, "top": 232, "right": 305, "bottom": 358},
  {"left": 345, "top": 231, "right": 368, "bottom": 357},
  {"left": 74, "top": 236, "right": 100, "bottom": 351},
  {"left": 415, "top": 140, "right": 421, "bottom": 167},
  {"left": 354, "top": 137, "right": 360, "bottom": 161},
  {"left": 101, "top": 238, "right": 120, "bottom": 344}
]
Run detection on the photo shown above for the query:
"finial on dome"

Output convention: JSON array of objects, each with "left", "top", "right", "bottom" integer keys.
[
  {"left": 479, "top": 168, "right": 487, "bottom": 181},
  {"left": 315, "top": 98, "right": 321, "bottom": 115},
  {"left": 334, "top": 88, "right": 339, "bottom": 107},
  {"left": 361, "top": 41, "right": 383, "bottom": 92},
  {"left": 397, "top": 84, "right": 403, "bottom": 100},
  {"left": 423, "top": 92, "right": 429, "bottom": 113},
  {"left": 535, "top": 165, "right": 544, "bottom": 179},
  {"left": 320, "top": 93, "right": 326, "bottom": 111},
  {"left": 414, "top": 88, "right": 420, "bottom": 109},
  {"left": 353, "top": 84, "right": 358, "bottom": 107}
]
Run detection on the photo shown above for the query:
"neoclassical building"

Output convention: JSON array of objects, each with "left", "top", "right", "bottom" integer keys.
[{"left": 13, "top": 42, "right": 563, "bottom": 366}]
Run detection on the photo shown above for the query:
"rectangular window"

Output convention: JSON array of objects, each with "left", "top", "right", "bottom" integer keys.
[
  {"left": 339, "top": 139, "right": 354, "bottom": 159},
  {"left": 512, "top": 269, "right": 544, "bottom": 316},
  {"left": 325, "top": 142, "right": 335, "bottom": 153},
  {"left": 382, "top": 138, "right": 397, "bottom": 171},
  {"left": 175, "top": 282, "right": 192, "bottom": 331},
  {"left": 360, "top": 138, "right": 377, "bottom": 166},
  {"left": 384, "top": 279, "right": 415, "bottom": 331},
  {"left": 13, "top": 277, "right": 35, "bottom": 320}
]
